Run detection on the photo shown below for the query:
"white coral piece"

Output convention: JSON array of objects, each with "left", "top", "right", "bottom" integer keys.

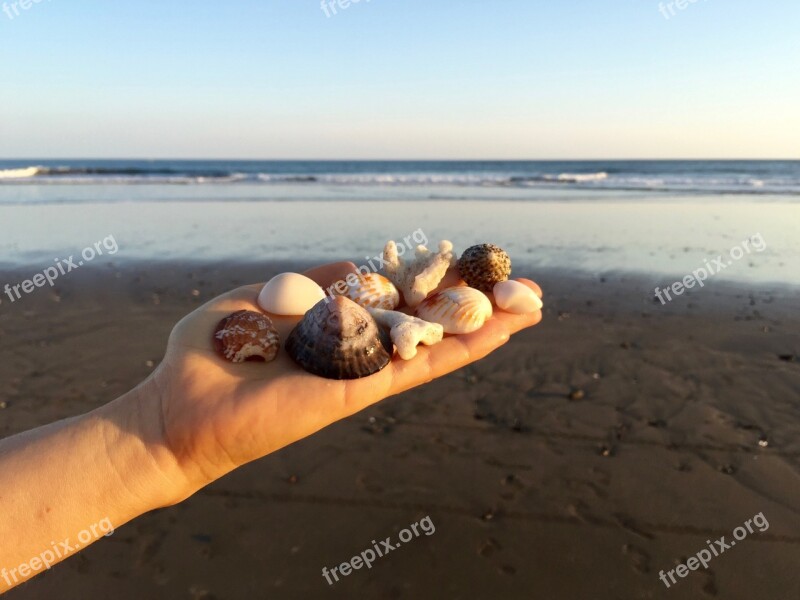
[
  {"left": 367, "top": 307, "right": 444, "bottom": 360},
  {"left": 383, "top": 240, "right": 455, "bottom": 307}
]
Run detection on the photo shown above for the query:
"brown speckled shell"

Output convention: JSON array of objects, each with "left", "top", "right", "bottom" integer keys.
[
  {"left": 286, "top": 296, "right": 392, "bottom": 380},
  {"left": 457, "top": 244, "right": 511, "bottom": 292},
  {"left": 213, "top": 310, "right": 280, "bottom": 363}
]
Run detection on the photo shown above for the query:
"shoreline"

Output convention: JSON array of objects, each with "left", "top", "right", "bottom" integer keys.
[{"left": 2, "top": 199, "right": 798, "bottom": 287}]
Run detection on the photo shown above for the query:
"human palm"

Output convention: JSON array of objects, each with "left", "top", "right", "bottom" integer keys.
[{"left": 150, "top": 262, "right": 543, "bottom": 490}]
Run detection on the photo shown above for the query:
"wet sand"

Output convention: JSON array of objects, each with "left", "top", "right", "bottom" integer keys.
[{"left": 1, "top": 261, "right": 799, "bottom": 599}]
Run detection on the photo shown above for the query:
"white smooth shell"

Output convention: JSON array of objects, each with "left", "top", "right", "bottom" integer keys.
[
  {"left": 415, "top": 286, "right": 492, "bottom": 334},
  {"left": 493, "top": 280, "right": 542, "bottom": 314},
  {"left": 257, "top": 273, "right": 326, "bottom": 316}
]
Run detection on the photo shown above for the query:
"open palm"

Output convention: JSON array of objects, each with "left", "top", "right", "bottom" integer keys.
[{"left": 151, "top": 262, "right": 543, "bottom": 489}]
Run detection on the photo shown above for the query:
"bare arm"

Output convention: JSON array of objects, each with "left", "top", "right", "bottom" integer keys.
[{"left": 0, "top": 383, "right": 185, "bottom": 592}]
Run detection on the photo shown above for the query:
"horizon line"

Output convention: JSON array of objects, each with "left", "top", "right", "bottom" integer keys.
[{"left": 2, "top": 157, "right": 799, "bottom": 162}]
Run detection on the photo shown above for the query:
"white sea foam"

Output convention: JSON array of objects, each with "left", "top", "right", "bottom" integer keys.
[
  {"left": 552, "top": 172, "right": 609, "bottom": 183},
  {"left": 0, "top": 166, "right": 42, "bottom": 179}
]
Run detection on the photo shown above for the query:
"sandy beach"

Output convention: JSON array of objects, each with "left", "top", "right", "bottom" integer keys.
[{"left": 1, "top": 260, "right": 798, "bottom": 599}]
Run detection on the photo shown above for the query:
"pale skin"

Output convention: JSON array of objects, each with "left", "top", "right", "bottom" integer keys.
[{"left": 0, "top": 262, "right": 543, "bottom": 592}]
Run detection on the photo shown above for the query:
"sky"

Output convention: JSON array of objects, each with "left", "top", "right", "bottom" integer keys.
[{"left": 0, "top": 0, "right": 798, "bottom": 159}]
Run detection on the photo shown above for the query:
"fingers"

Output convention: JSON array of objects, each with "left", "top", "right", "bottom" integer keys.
[
  {"left": 487, "top": 279, "right": 543, "bottom": 335},
  {"left": 193, "top": 261, "right": 359, "bottom": 324},
  {"left": 206, "top": 284, "right": 263, "bottom": 311},
  {"left": 303, "top": 262, "right": 358, "bottom": 289},
  {"left": 330, "top": 273, "right": 545, "bottom": 409},
  {"left": 357, "top": 278, "right": 543, "bottom": 400},
  {"left": 197, "top": 261, "right": 358, "bottom": 309},
  {"left": 377, "top": 317, "right": 511, "bottom": 398},
  {"left": 490, "top": 306, "right": 543, "bottom": 336},
  {"left": 196, "top": 262, "right": 360, "bottom": 326},
  {"left": 518, "top": 278, "right": 543, "bottom": 299},
  {"left": 430, "top": 268, "right": 464, "bottom": 296}
]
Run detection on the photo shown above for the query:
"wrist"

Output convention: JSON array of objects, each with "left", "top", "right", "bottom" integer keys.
[{"left": 93, "top": 377, "right": 195, "bottom": 514}]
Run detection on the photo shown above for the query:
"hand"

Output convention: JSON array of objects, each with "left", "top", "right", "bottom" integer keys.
[{"left": 146, "top": 262, "right": 543, "bottom": 501}]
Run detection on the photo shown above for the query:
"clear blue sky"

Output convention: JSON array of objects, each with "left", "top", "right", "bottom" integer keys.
[{"left": 1, "top": 0, "right": 797, "bottom": 159}]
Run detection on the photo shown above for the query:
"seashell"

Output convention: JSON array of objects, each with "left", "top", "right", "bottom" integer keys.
[
  {"left": 493, "top": 280, "right": 542, "bottom": 314},
  {"left": 285, "top": 296, "right": 392, "bottom": 380},
  {"left": 338, "top": 273, "right": 400, "bottom": 310},
  {"left": 383, "top": 240, "right": 455, "bottom": 308},
  {"left": 213, "top": 310, "right": 280, "bottom": 363},
  {"left": 367, "top": 307, "right": 444, "bottom": 360},
  {"left": 415, "top": 286, "right": 493, "bottom": 334},
  {"left": 257, "top": 272, "right": 326, "bottom": 316},
  {"left": 457, "top": 244, "right": 511, "bottom": 293}
]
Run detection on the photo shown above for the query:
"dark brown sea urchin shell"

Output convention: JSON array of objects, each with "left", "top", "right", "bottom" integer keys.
[
  {"left": 286, "top": 296, "right": 392, "bottom": 380},
  {"left": 457, "top": 244, "right": 512, "bottom": 292},
  {"left": 213, "top": 310, "right": 280, "bottom": 363}
]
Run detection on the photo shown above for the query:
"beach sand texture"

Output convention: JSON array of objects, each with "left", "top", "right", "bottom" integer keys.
[{"left": 1, "top": 261, "right": 798, "bottom": 599}]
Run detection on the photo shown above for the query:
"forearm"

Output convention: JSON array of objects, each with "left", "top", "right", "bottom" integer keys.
[{"left": 0, "top": 380, "right": 188, "bottom": 592}]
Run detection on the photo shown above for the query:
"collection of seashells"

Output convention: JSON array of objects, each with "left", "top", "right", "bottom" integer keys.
[{"left": 212, "top": 241, "right": 542, "bottom": 379}]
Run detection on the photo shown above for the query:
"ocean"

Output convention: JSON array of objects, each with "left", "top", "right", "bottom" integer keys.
[
  {"left": 0, "top": 160, "right": 797, "bottom": 286},
  {"left": 1, "top": 160, "right": 800, "bottom": 201}
]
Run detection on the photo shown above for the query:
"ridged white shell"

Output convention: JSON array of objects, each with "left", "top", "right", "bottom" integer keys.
[
  {"left": 257, "top": 273, "right": 326, "bottom": 316},
  {"left": 340, "top": 273, "right": 400, "bottom": 310},
  {"left": 493, "top": 280, "right": 542, "bottom": 314},
  {"left": 415, "top": 286, "right": 492, "bottom": 334}
]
